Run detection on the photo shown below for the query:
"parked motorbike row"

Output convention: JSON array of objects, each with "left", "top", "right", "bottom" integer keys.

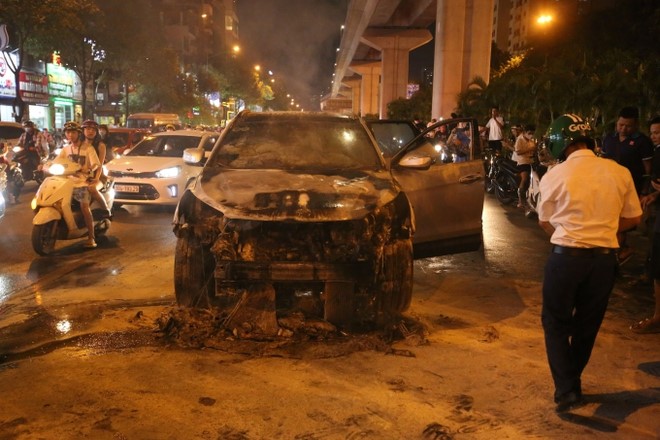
[
  {"left": 483, "top": 143, "right": 553, "bottom": 218},
  {"left": 1, "top": 143, "right": 115, "bottom": 255}
]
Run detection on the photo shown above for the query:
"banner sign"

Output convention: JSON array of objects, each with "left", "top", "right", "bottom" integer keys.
[
  {"left": 19, "top": 70, "right": 49, "bottom": 103},
  {"left": 0, "top": 53, "right": 16, "bottom": 98},
  {"left": 47, "top": 63, "right": 74, "bottom": 99}
]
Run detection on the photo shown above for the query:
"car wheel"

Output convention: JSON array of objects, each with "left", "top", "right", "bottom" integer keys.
[
  {"left": 32, "top": 221, "right": 58, "bottom": 256},
  {"left": 375, "top": 238, "right": 413, "bottom": 319},
  {"left": 174, "top": 232, "right": 215, "bottom": 308}
]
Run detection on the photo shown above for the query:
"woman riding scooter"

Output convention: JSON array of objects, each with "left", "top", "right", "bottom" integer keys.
[
  {"left": 81, "top": 120, "right": 112, "bottom": 219},
  {"left": 57, "top": 121, "right": 103, "bottom": 248}
]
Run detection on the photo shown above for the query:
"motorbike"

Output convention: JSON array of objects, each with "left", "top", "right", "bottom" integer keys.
[
  {"left": 490, "top": 153, "right": 520, "bottom": 205},
  {"left": 31, "top": 157, "right": 115, "bottom": 255},
  {"left": 482, "top": 146, "right": 497, "bottom": 194},
  {"left": 11, "top": 145, "right": 47, "bottom": 185},
  {"left": 524, "top": 147, "right": 555, "bottom": 218},
  {"left": 0, "top": 145, "right": 25, "bottom": 203}
]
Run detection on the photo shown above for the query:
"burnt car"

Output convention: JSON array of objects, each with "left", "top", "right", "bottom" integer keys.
[{"left": 173, "top": 111, "right": 484, "bottom": 327}]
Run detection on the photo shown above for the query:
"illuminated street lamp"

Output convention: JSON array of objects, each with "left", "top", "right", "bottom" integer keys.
[
  {"left": 537, "top": 14, "right": 553, "bottom": 25},
  {"left": 254, "top": 65, "right": 261, "bottom": 72}
]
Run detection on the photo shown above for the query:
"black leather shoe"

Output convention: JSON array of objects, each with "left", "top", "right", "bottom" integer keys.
[{"left": 555, "top": 391, "right": 584, "bottom": 413}]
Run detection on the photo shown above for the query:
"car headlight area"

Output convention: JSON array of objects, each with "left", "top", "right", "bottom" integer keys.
[{"left": 155, "top": 166, "right": 181, "bottom": 179}]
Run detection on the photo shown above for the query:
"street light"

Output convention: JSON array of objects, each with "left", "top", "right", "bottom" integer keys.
[{"left": 537, "top": 14, "right": 553, "bottom": 25}]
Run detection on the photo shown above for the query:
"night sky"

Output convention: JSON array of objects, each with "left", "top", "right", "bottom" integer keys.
[
  {"left": 235, "top": 0, "right": 349, "bottom": 110},
  {"left": 235, "top": 0, "right": 435, "bottom": 110}
]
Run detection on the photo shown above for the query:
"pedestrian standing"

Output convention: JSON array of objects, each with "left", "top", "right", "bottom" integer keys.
[
  {"left": 634, "top": 116, "right": 660, "bottom": 333},
  {"left": 601, "top": 106, "right": 653, "bottom": 264},
  {"left": 483, "top": 106, "right": 505, "bottom": 153},
  {"left": 512, "top": 125, "right": 536, "bottom": 208},
  {"left": 537, "top": 136, "right": 642, "bottom": 412}
]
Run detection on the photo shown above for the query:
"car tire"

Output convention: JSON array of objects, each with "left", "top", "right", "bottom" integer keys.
[
  {"left": 174, "top": 232, "right": 215, "bottom": 308},
  {"left": 32, "top": 220, "right": 58, "bottom": 256},
  {"left": 375, "top": 238, "right": 413, "bottom": 318}
]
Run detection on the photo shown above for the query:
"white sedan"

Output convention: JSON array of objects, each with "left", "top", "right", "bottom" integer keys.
[{"left": 107, "top": 130, "right": 217, "bottom": 206}]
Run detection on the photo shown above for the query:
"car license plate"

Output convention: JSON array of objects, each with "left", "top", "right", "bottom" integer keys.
[{"left": 115, "top": 184, "right": 139, "bottom": 193}]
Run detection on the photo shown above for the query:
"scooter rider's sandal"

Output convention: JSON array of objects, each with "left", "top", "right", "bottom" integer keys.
[{"left": 84, "top": 240, "right": 97, "bottom": 249}]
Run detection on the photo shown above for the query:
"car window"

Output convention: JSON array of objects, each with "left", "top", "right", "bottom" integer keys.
[
  {"left": 128, "top": 135, "right": 202, "bottom": 157},
  {"left": 405, "top": 120, "right": 476, "bottom": 164},
  {"left": 369, "top": 122, "right": 418, "bottom": 158},
  {"left": 210, "top": 119, "right": 382, "bottom": 170},
  {"left": 0, "top": 126, "right": 23, "bottom": 140}
]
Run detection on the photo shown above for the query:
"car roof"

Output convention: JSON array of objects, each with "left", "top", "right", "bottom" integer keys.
[
  {"left": 108, "top": 127, "right": 148, "bottom": 133},
  {"left": 235, "top": 111, "right": 356, "bottom": 123},
  {"left": 148, "top": 129, "right": 209, "bottom": 137},
  {"left": 0, "top": 121, "right": 23, "bottom": 127}
]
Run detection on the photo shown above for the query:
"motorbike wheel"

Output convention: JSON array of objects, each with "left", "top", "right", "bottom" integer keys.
[
  {"left": 9, "top": 172, "right": 24, "bottom": 202},
  {"left": 174, "top": 232, "right": 215, "bottom": 308},
  {"left": 32, "top": 221, "right": 58, "bottom": 256},
  {"left": 495, "top": 173, "right": 518, "bottom": 205}
]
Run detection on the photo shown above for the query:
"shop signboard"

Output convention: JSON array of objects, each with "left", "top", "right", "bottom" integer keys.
[
  {"left": 47, "top": 63, "right": 74, "bottom": 99},
  {"left": 19, "top": 70, "right": 48, "bottom": 103},
  {"left": 0, "top": 53, "right": 17, "bottom": 98}
]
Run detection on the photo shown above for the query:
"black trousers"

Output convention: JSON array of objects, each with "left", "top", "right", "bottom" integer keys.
[{"left": 541, "top": 250, "right": 617, "bottom": 398}]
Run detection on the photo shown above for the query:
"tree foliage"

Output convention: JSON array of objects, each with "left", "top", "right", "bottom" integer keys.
[{"left": 455, "top": 0, "right": 660, "bottom": 135}]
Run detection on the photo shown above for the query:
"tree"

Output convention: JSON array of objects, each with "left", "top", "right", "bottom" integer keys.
[
  {"left": 386, "top": 85, "right": 432, "bottom": 121},
  {"left": 0, "top": 0, "right": 92, "bottom": 121}
]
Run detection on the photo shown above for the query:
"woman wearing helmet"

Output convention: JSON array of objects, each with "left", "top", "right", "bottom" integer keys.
[
  {"left": 57, "top": 121, "right": 102, "bottom": 248},
  {"left": 81, "top": 119, "right": 111, "bottom": 218}
]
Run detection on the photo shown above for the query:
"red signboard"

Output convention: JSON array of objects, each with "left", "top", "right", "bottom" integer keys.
[{"left": 19, "top": 71, "right": 49, "bottom": 103}]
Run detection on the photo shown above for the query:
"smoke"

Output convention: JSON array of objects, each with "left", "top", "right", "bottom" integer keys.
[{"left": 236, "top": 0, "right": 348, "bottom": 109}]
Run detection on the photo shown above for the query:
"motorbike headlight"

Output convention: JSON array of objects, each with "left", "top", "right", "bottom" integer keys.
[
  {"left": 48, "top": 163, "right": 66, "bottom": 175},
  {"left": 12, "top": 146, "right": 21, "bottom": 153},
  {"left": 31, "top": 197, "right": 37, "bottom": 210},
  {"left": 155, "top": 166, "right": 181, "bottom": 178}
]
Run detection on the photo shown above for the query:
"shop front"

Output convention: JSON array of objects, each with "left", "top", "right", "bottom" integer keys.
[{"left": 47, "top": 63, "right": 77, "bottom": 129}]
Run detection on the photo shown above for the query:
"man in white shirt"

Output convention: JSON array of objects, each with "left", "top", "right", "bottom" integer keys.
[
  {"left": 538, "top": 136, "right": 642, "bottom": 412},
  {"left": 484, "top": 106, "right": 505, "bottom": 152}
]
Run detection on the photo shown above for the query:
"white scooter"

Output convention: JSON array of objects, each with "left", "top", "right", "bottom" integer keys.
[
  {"left": 31, "top": 157, "right": 115, "bottom": 255},
  {"left": 524, "top": 146, "right": 556, "bottom": 218}
]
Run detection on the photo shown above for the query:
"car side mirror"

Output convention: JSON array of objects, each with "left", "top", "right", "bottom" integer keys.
[
  {"left": 183, "top": 147, "right": 204, "bottom": 165},
  {"left": 397, "top": 154, "right": 433, "bottom": 170}
]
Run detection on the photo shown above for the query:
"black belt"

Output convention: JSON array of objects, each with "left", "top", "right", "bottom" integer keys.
[{"left": 552, "top": 245, "right": 617, "bottom": 256}]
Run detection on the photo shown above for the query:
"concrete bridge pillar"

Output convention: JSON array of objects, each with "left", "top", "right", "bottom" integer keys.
[
  {"left": 432, "top": 0, "right": 494, "bottom": 119},
  {"left": 342, "top": 77, "right": 362, "bottom": 116},
  {"left": 362, "top": 28, "right": 432, "bottom": 119},
  {"left": 350, "top": 61, "right": 381, "bottom": 117}
]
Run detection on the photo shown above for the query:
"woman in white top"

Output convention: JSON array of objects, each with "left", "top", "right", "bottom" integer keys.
[{"left": 512, "top": 125, "right": 537, "bottom": 208}]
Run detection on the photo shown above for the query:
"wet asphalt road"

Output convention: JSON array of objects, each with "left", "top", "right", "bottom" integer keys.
[
  {"left": 0, "top": 181, "right": 653, "bottom": 353},
  {"left": 1, "top": 182, "right": 658, "bottom": 438}
]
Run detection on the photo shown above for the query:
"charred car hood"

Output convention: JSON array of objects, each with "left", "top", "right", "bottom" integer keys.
[{"left": 190, "top": 168, "right": 400, "bottom": 221}]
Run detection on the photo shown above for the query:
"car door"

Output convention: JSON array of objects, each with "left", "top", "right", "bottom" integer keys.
[{"left": 386, "top": 118, "right": 485, "bottom": 258}]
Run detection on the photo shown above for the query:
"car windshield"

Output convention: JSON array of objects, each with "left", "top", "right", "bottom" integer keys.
[
  {"left": 128, "top": 135, "right": 201, "bottom": 157},
  {"left": 209, "top": 117, "right": 382, "bottom": 170}
]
